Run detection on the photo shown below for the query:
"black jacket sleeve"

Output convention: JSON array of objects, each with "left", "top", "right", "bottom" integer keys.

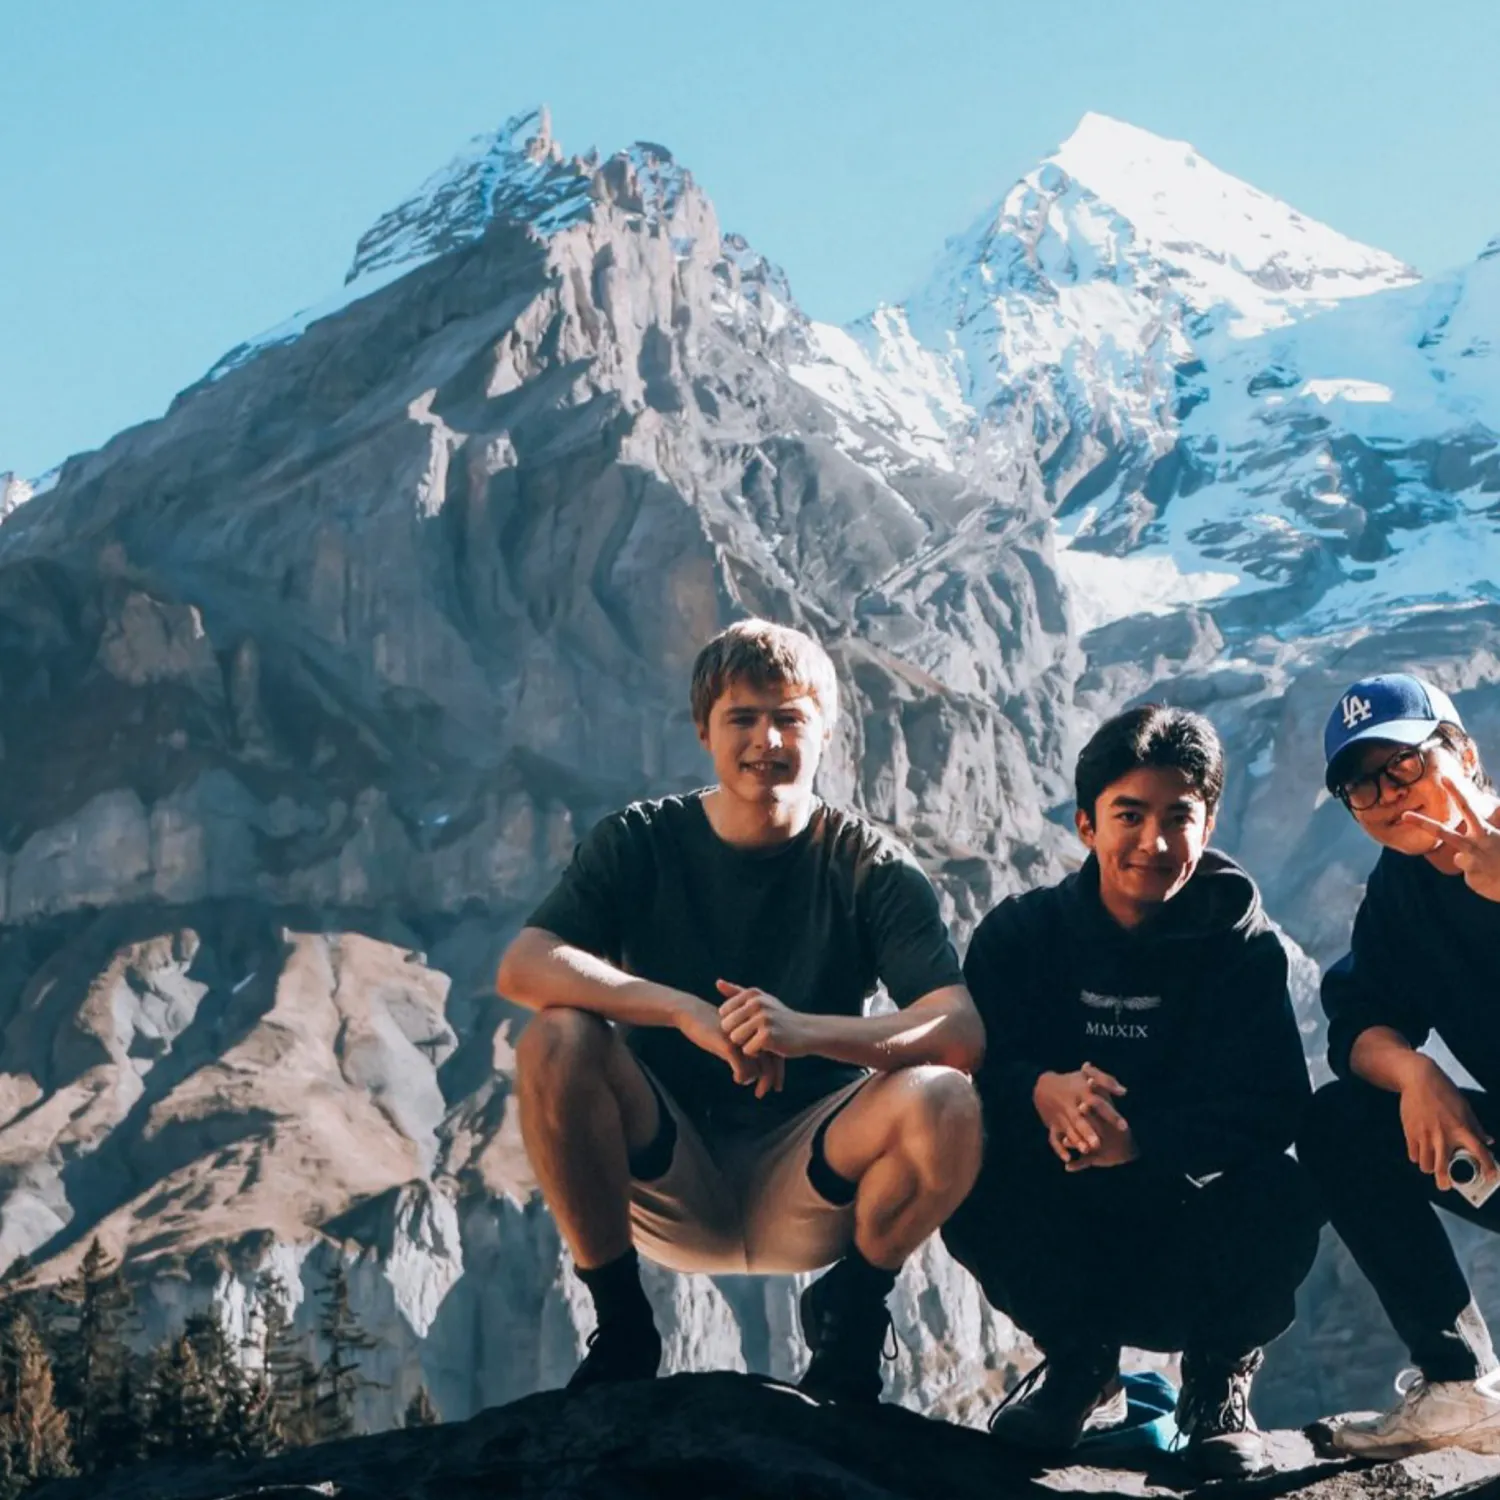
[
  {"left": 964, "top": 899, "right": 1046, "bottom": 1134},
  {"left": 1323, "top": 855, "right": 1433, "bottom": 1078},
  {"left": 1127, "top": 928, "right": 1310, "bottom": 1177}
]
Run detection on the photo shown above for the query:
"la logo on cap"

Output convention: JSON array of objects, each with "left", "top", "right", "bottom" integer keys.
[{"left": 1341, "top": 694, "right": 1374, "bottom": 730}]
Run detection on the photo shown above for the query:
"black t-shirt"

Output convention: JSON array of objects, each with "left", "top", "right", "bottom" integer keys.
[
  {"left": 1324, "top": 847, "right": 1500, "bottom": 1090},
  {"left": 526, "top": 791, "right": 964, "bottom": 1132}
]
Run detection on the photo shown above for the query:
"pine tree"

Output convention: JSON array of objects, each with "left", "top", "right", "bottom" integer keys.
[
  {"left": 183, "top": 1309, "right": 235, "bottom": 1374},
  {"left": 257, "top": 1273, "right": 317, "bottom": 1449},
  {"left": 0, "top": 1257, "right": 37, "bottom": 1332},
  {"left": 211, "top": 1291, "right": 281, "bottom": 1461},
  {"left": 49, "top": 1237, "right": 135, "bottom": 1472},
  {"left": 0, "top": 1311, "right": 75, "bottom": 1496},
  {"left": 178, "top": 1307, "right": 278, "bottom": 1461},
  {"left": 0, "top": 1304, "right": 14, "bottom": 1413},
  {"left": 403, "top": 1384, "right": 440, "bottom": 1428},
  {"left": 219, "top": 1368, "right": 280, "bottom": 1460},
  {"left": 311, "top": 1263, "right": 379, "bottom": 1443},
  {"left": 285, "top": 1354, "right": 321, "bottom": 1450},
  {"left": 194, "top": 1310, "right": 248, "bottom": 1457},
  {"left": 92, "top": 1361, "right": 149, "bottom": 1473},
  {"left": 145, "top": 1334, "right": 218, "bottom": 1459}
]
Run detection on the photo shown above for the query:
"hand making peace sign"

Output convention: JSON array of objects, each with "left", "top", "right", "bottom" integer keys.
[{"left": 1402, "top": 768, "right": 1500, "bottom": 903}]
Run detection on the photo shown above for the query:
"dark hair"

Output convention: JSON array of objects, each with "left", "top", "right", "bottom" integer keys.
[
  {"left": 1433, "top": 722, "right": 1492, "bottom": 791},
  {"left": 688, "top": 618, "right": 839, "bottom": 729},
  {"left": 1075, "top": 705, "right": 1225, "bottom": 824}
]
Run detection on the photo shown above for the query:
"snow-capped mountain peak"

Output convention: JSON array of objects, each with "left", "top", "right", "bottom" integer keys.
[
  {"left": 793, "top": 112, "right": 1424, "bottom": 481},
  {"left": 1049, "top": 112, "right": 1415, "bottom": 309},
  {"left": 778, "top": 110, "right": 1500, "bottom": 654},
  {"left": 344, "top": 106, "right": 594, "bottom": 286},
  {"left": 904, "top": 111, "right": 1419, "bottom": 375},
  {"left": 206, "top": 110, "right": 717, "bottom": 385},
  {"left": 0, "top": 472, "right": 33, "bottom": 523}
]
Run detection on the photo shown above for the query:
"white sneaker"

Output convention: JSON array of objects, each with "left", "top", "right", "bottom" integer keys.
[{"left": 1330, "top": 1369, "right": 1500, "bottom": 1459}]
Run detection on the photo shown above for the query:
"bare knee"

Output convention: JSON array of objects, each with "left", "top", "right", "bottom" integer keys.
[
  {"left": 896, "top": 1067, "right": 983, "bottom": 1184},
  {"left": 514, "top": 1007, "right": 659, "bottom": 1153},
  {"left": 515, "top": 1007, "right": 611, "bottom": 1099}
]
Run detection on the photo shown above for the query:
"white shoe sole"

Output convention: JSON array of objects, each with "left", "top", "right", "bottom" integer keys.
[{"left": 1332, "top": 1419, "right": 1500, "bottom": 1461}]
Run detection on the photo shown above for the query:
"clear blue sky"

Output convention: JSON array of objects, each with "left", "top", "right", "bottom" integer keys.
[{"left": 3, "top": 0, "right": 1497, "bottom": 479}]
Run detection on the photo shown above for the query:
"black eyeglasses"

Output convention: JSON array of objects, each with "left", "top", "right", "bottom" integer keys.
[{"left": 1337, "top": 741, "right": 1436, "bottom": 812}]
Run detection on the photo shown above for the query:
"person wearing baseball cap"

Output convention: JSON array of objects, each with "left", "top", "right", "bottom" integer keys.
[{"left": 1301, "top": 673, "right": 1500, "bottom": 1458}]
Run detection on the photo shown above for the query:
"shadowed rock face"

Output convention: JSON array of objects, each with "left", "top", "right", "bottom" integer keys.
[{"left": 1, "top": 110, "right": 1498, "bottom": 1440}]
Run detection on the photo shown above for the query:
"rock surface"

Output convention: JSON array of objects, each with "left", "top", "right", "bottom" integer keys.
[{"left": 29, "top": 1374, "right": 1500, "bottom": 1500}]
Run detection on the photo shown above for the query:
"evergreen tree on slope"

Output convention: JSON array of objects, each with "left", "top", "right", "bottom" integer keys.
[
  {"left": 0, "top": 1311, "right": 74, "bottom": 1498},
  {"left": 313, "top": 1262, "right": 379, "bottom": 1443},
  {"left": 404, "top": 1383, "right": 440, "bottom": 1428},
  {"left": 49, "top": 1237, "right": 135, "bottom": 1472}
]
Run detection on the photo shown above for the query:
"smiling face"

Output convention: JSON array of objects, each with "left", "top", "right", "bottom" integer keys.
[
  {"left": 1340, "top": 736, "right": 1477, "bottom": 857},
  {"left": 697, "top": 677, "right": 828, "bottom": 810},
  {"left": 1076, "top": 766, "right": 1215, "bottom": 927}
]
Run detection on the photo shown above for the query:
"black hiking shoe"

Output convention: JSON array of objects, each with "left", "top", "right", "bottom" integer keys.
[
  {"left": 566, "top": 1316, "right": 662, "bottom": 1392},
  {"left": 987, "top": 1345, "right": 1126, "bottom": 1452},
  {"left": 1177, "top": 1347, "right": 1267, "bottom": 1477},
  {"left": 797, "top": 1264, "right": 895, "bottom": 1405}
]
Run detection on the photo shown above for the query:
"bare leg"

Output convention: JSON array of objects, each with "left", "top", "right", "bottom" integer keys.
[
  {"left": 822, "top": 1065, "right": 984, "bottom": 1270},
  {"left": 797, "top": 1065, "right": 983, "bottom": 1403},
  {"left": 514, "top": 1007, "right": 661, "bottom": 1269}
]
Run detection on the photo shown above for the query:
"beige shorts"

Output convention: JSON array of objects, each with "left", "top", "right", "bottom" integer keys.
[{"left": 629, "top": 1072, "right": 870, "bottom": 1275}]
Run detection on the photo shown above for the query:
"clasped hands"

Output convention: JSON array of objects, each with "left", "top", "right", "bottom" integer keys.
[
  {"left": 1033, "top": 1062, "right": 1138, "bottom": 1171},
  {"left": 675, "top": 980, "right": 816, "bottom": 1100}
]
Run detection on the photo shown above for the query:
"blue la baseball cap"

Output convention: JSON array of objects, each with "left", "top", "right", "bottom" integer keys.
[{"left": 1323, "top": 673, "right": 1464, "bottom": 792}]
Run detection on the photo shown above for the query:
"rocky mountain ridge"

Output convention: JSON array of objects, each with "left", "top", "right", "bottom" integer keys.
[{"left": 0, "top": 103, "right": 1496, "bottom": 1443}]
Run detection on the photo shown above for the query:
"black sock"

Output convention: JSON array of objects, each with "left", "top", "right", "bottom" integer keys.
[
  {"left": 577, "top": 1248, "right": 654, "bottom": 1329},
  {"left": 834, "top": 1243, "right": 897, "bottom": 1300},
  {"left": 807, "top": 1112, "right": 858, "bottom": 1206}
]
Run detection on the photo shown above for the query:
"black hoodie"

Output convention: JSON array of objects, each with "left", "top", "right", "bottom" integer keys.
[
  {"left": 1323, "top": 845, "right": 1500, "bottom": 1088},
  {"left": 964, "top": 849, "right": 1310, "bottom": 1178}
]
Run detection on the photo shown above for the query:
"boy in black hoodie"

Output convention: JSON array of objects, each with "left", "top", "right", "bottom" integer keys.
[{"left": 943, "top": 705, "right": 1318, "bottom": 1477}]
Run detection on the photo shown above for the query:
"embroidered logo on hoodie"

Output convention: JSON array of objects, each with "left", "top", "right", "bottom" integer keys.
[{"left": 1080, "top": 990, "right": 1163, "bottom": 1039}]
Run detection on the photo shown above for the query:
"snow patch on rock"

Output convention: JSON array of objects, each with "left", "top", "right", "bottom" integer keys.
[{"left": 1055, "top": 515, "right": 1243, "bottom": 632}]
